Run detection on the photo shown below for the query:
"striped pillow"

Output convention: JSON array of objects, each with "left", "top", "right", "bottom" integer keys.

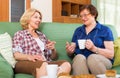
[{"left": 0, "top": 32, "right": 17, "bottom": 68}]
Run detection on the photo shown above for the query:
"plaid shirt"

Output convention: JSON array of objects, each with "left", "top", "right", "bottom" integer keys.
[{"left": 12, "top": 30, "right": 51, "bottom": 61}]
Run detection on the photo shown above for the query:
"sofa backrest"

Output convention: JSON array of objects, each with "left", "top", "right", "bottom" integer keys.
[
  {"left": 40, "top": 22, "right": 81, "bottom": 62},
  {"left": 0, "top": 22, "right": 118, "bottom": 62},
  {"left": 0, "top": 22, "right": 22, "bottom": 37}
]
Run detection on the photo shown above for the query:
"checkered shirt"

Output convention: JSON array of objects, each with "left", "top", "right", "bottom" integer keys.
[{"left": 12, "top": 30, "right": 51, "bottom": 61}]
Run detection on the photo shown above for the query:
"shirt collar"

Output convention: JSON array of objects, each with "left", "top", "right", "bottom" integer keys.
[
  {"left": 94, "top": 21, "right": 102, "bottom": 30},
  {"left": 24, "top": 29, "right": 42, "bottom": 36},
  {"left": 81, "top": 21, "right": 102, "bottom": 31}
]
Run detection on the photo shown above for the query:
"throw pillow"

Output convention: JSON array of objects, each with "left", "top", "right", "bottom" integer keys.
[
  {"left": 0, "top": 32, "right": 17, "bottom": 68},
  {"left": 113, "top": 37, "right": 120, "bottom": 67}
]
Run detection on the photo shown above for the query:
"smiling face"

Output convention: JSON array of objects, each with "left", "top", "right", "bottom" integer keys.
[
  {"left": 20, "top": 8, "right": 42, "bottom": 30},
  {"left": 80, "top": 9, "right": 95, "bottom": 26},
  {"left": 28, "top": 12, "right": 42, "bottom": 30},
  {"left": 79, "top": 4, "right": 98, "bottom": 26}
]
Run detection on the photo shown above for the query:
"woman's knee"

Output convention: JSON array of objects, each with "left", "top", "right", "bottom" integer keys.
[
  {"left": 58, "top": 61, "right": 71, "bottom": 74},
  {"left": 63, "top": 61, "right": 71, "bottom": 68},
  {"left": 87, "top": 54, "right": 98, "bottom": 63},
  {"left": 87, "top": 54, "right": 104, "bottom": 69},
  {"left": 73, "top": 54, "right": 86, "bottom": 62},
  {"left": 87, "top": 54, "right": 97, "bottom": 60}
]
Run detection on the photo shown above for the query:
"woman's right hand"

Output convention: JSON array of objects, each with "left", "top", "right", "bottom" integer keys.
[
  {"left": 14, "top": 52, "right": 46, "bottom": 62},
  {"left": 66, "top": 42, "right": 76, "bottom": 55},
  {"left": 27, "top": 54, "right": 46, "bottom": 62}
]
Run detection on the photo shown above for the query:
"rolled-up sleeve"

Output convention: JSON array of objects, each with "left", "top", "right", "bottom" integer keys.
[{"left": 12, "top": 31, "right": 23, "bottom": 53}]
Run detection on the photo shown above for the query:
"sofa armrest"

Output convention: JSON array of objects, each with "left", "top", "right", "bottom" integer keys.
[{"left": 0, "top": 55, "right": 14, "bottom": 78}]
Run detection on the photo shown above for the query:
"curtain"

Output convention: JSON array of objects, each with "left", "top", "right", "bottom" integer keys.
[{"left": 96, "top": 0, "right": 120, "bottom": 36}]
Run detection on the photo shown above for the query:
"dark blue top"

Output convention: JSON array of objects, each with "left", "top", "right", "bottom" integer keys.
[{"left": 72, "top": 22, "right": 114, "bottom": 63}]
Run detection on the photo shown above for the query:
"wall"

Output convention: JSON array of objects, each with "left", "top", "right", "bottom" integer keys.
[
  {"left": 91, "top": 0, "right": 120, "bottom": 37},
  {"left": 31, "top": 0, "right": 52, "bottom": 22},
  {"left": 0, "top": 0, "right": 30, "bottom": 22},
  {"left": 91, "top": 0, "right": 97, "bottom": 7},
  {"left": 0, "top": 0, "right": 9, "bottom": 21}
]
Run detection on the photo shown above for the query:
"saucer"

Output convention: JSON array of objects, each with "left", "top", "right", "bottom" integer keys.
[{"left": 96, "top": 74, "right": 120, "bottom": 78}]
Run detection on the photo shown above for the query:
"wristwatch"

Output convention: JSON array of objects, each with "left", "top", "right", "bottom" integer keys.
[{"left": 95, "top": 47, "right": 99, "bottom": 54}]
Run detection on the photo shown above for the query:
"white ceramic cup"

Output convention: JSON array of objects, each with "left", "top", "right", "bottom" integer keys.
[
  {"left": 78, "top": 39, "right": 86, "bottom": 49},
  {"left": 41, "top": 76, "right": 48, "bottom": 78},
  {"left": 46, "top": 64, "right": 58, "bottom": 78}
]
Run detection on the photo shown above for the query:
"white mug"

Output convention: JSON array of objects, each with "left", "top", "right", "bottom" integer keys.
[
  {"left": 41, "top": 76, "right": 48, "bottom": 78},
  {"left": 78, "top": 39, "right": 86, "bottom": 49},
  {"left": 46, "top": 64, "right": 58, "bottom": 78}
]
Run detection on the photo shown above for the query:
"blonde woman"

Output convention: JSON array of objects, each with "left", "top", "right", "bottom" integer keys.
[{"left": 12, "top": 8, "right": 71, "bottom": 78}]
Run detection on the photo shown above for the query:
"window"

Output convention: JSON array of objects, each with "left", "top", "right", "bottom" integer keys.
[
  {"left": 10, "top": 0, "right": 25, "bottom": 22},
  {"left": 97, "top": 0, "right": 120, "bottom": 36}
]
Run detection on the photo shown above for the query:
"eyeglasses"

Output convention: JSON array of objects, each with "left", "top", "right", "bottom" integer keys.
[{"left": 79, "top": 13, "right": 90, "bottom": 18}]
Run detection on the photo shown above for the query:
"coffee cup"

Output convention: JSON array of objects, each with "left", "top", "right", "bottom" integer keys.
[
  {"left": 78, "top": 39, "right": 86, "bottom": 49},
  {"left": 46, "top": 64, "right": 58, "bottom": 78},
  {"left": 41, "top": 76, "right": 48, "bottom": 78}
]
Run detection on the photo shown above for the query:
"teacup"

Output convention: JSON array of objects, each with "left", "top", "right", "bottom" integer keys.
[
  {"left": 41, "top": 76, "right": 48, "bottom": 78},
  {"left": 46, "top": 64, "right": 58, "bottom": 78},
  {"left": 78, "top": 39, "right": 86, "bottom": 49}
]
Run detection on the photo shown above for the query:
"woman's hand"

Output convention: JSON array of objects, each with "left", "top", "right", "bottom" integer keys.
[
  {"left": 85, "top": 39, "right": 96, "bottom": 51},
  {"left": 46, "top": 40, "right": 56, "bottom": 50},
  {"left": 46, "top": 40, "right": 57, "bottom": 59},
  {"left": 85, "top": 39, "right": 114, "bottom": 59},
  {"left": 66, "top": 42, "right": 76, "bottom": 55},
  {"left": 27, "top": 54, "right": 46, "bottom": 62},
  {"left": 14, "top": 52, "right": 46, "bottom": 62}
]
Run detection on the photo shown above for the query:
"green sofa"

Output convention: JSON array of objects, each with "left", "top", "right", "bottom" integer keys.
[{"left": 0, "top": 22, "right": 120, "bottom": 78}]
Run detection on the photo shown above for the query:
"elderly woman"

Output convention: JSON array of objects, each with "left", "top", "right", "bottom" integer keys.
[
  {"left": 66, "top": 4, "right": 114, "bottom": 75},
  {"left": 12, "top": 8, "right": 71, "bottom": 78}
]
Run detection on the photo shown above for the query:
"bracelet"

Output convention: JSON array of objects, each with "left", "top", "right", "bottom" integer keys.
[
  {"left": 52, "top": 49, "right": 56, "bottom": 52},
  {"left": 95, "top": 47, "right": 99, "bottom": 54}
]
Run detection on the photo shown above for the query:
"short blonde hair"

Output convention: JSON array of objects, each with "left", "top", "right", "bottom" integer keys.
[{"left": 20, "top": 8, "right": 42, "bottom": 29}]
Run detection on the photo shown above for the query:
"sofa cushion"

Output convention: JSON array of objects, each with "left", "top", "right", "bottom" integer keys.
[
  {"left": 113, "top": 37, "right": 120, "bottom": 67},
  {"left": 0, "top": 32, "right": 17, "bottom": 68},
  {"left": 0, "top": 55, "right": 14, "bottom": 78},
  {"left": 112, "top": 65, "right": 120, "bottom": 74},
  {"left": 15, "top": 74, "right": 34, "bottom": 78}
]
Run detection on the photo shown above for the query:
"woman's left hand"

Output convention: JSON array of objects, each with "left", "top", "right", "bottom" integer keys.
[
  {"left": 46, "top": 40, "right": 56, "bottom": 50},
  {"left": 85, "top": 39, "right": 95, "bottom": 50}
]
